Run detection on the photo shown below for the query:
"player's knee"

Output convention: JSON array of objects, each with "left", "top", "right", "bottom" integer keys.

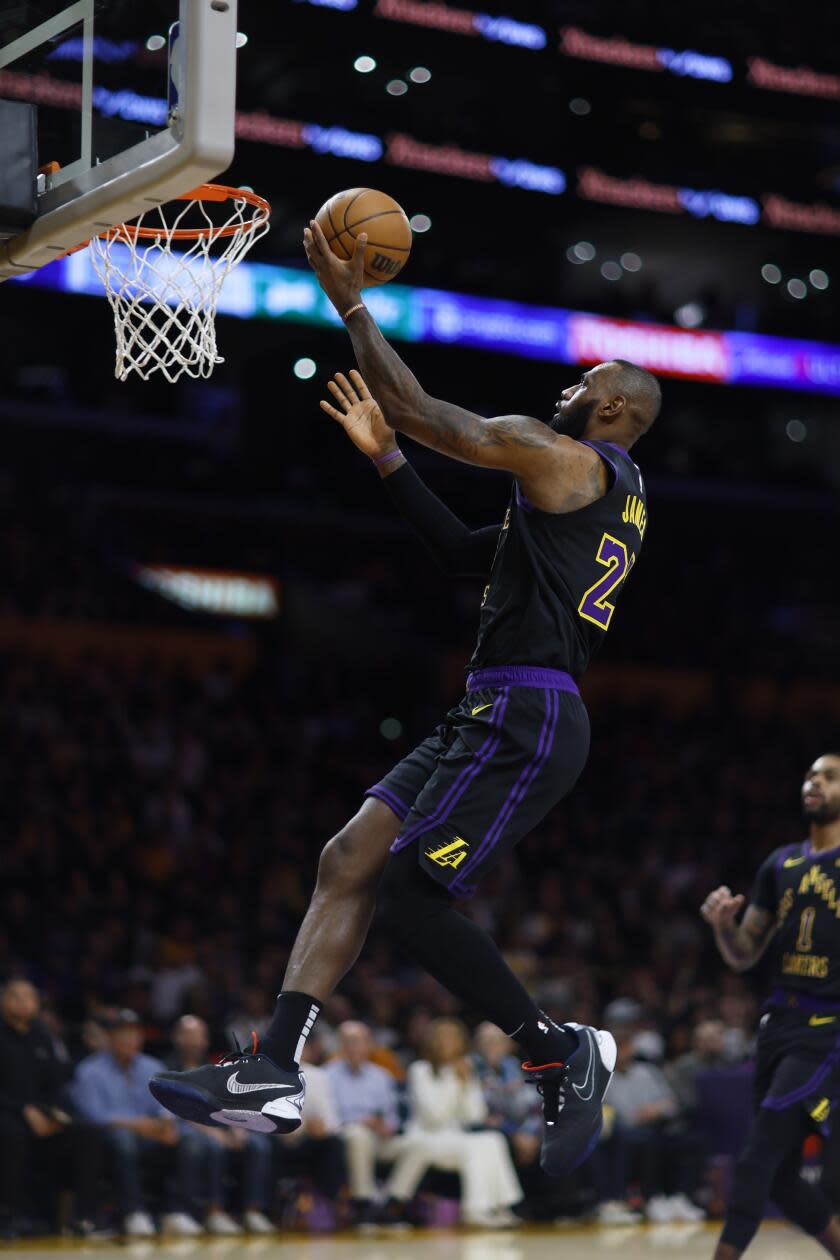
[{"left": 316, "top": 802, "right": 398, "bottom": 895}]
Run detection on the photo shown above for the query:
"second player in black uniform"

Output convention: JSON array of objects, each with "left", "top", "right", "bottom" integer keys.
[
  {"left": 151, "top": 223, "right": 661, "bottom": 1182},
  {"left": 702, "top": 753, "right": 840, "bottom": 1259}
]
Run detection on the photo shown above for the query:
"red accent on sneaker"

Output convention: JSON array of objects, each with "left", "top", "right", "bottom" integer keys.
[
  {"left": 522, "top": 1060, "right": 566, "bottom": 1072},
  {"left": 250, "top": 1030, "right": 259, "bottom": 1055}
]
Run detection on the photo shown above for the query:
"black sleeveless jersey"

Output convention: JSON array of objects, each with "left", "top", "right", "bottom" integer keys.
[
  {"left": 751, "top": 840, "right": 840, "bottom": 1001},
  {"left": 469, "top": 440, "right": 647, "bottom": 680}
]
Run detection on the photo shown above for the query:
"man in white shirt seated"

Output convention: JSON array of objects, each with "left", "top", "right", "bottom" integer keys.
[{"left": 323, "top": 1022, "right": 400, "bottom": 1224}]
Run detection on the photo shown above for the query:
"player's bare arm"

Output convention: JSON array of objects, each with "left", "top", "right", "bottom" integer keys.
[
  {"left": 701, "top": 885, "right": 776, "bottom": 971},
  {"left": 303, "top": 222, "right": 608, "bottom": 513}
]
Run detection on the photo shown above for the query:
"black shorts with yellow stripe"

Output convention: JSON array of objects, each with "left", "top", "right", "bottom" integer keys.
[
  {"left": 755, "top": 995, "right": 840, "bottom": 1133},
  {"left": 365, "top": 665, "right": 590, "bottom": 896}
]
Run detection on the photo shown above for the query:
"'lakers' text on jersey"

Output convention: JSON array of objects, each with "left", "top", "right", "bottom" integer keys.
[
  {"left": 751, "top": 841, "right": 840, "bottom": 1000},
  {"left": 470, "top": 440, "right": 647, "bottom": 680}
]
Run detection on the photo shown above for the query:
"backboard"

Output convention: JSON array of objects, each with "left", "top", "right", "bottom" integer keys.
[{"left": 0, "top": 0, "right": 239, "bottom": 281}]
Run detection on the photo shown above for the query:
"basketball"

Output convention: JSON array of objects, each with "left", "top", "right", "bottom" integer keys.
[{"left": 314, "top": 188, "right": 412, "bottom": 287}]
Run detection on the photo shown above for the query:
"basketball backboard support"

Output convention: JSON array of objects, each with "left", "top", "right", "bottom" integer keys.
[{"left": 0, "top": 0, "right": 238, "bottom": 282}]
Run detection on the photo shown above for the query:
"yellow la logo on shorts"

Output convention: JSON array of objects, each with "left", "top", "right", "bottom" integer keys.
[
  {"left": 811, "top": 1098, "right": 831, "bottom": 1123},
  {"left": 426, "top": 836, "right": 470, "bottom": 869}
]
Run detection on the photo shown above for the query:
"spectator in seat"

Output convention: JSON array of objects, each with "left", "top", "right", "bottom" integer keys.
[
  {"left": 324, "top": 1021, "right": 399, "bottom": 1226},
  {"left": 608, "top": 1029, "right": 705, "bottom": 1224},
  {"left": 70, "top": 1009, "right": 202, "bottom": 1238},
  {"left": 0, "top": 979, "right": 104, "bottom": 1239},
  {"left": 667, "top": 1018, "right": 736, "bottom": 1117},
  {"left": 166, "top": 1016, "right": 275, "bottom": 1234},
  {"left": 383, "top": 1018, "right": 524, "bottom": 1229}
]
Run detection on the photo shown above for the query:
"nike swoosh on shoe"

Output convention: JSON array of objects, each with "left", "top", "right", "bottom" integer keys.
[{"left": 226, "top": 1072, "right": 300, "bottom": 1095}]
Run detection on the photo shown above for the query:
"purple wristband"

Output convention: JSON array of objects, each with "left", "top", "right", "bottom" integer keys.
[{"left": 372, "top": 448, "right": 402, "bottom": 469}]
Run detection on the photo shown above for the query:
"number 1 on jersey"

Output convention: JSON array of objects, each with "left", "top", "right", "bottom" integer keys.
[{"left": 578, "top": 532, "right": 630, "bottom": 631}]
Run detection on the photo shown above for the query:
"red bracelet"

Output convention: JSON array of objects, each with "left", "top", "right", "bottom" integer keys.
[{"left": 372, "top": 448, "right": 402, "bottom": 468}]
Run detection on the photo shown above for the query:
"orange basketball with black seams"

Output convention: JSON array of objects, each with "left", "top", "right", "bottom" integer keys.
[{"left": 315, "top": 188, "right": 412, "bottom": 287}]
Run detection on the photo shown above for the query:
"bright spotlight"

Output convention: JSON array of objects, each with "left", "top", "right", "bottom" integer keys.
[
  {"left": 293, "top": 358, "right": 317, "bottom": 380},
  {"left": 674, "top": 302, "right": 705, "bottom": 328}
]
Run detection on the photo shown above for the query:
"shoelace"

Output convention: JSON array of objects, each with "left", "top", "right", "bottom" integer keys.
[
  {"left": 522, "top": 1060, "right": 570, "bottom": 1127},
  {"left": 218, "top": 1029, "right": 260, "bottom": 1066}
]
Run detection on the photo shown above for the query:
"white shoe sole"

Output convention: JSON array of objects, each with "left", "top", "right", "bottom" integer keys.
[{"left": 211, "top": 1093, "right": 304, "bottom": 1133}]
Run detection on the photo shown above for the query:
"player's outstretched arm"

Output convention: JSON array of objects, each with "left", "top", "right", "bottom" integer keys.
[
  {"left": 320, "top": 369, "right": 499, "bottom": 577},
  {"left": 700, "top": 886, "right": 775, "bottom": 972},
  {"left": 303, "top": 222, "right": 606, "bottom": 513}
]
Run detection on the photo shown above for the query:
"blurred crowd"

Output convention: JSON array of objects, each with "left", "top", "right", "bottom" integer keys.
[
  {"left": 2, "top": 645, "right": 837, "bottom": 1236},
  {"left": 1, "top": 977, "right": 769, "bottom": 1238}
]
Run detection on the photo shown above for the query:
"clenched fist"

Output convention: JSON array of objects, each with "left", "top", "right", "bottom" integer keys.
[{"left": 700, "top": 885, "right": 745, "bottom": 929}]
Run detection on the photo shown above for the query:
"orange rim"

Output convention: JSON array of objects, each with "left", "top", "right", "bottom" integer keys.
[{"left": 100, "top": 183, "right": 271, "bottom": 244}]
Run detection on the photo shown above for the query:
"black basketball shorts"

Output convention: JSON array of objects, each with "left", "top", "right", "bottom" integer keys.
[
  {"left": 755, "top": 994, "right": 840, "bottom": 1133},
  {"left": 365, "top": 665, "right": 590, "bottom": 896}
]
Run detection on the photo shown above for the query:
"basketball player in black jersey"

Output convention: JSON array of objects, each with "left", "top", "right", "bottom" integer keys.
[
  {"left": 151, "top": 225, "right": 661, "bottom": 1179},
  {"left": 702, "top": 753, "right": 840, "bottom": 1258}
]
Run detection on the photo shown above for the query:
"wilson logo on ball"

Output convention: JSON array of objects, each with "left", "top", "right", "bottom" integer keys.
[{"left": 371, "top": 253, "right": 402, "bottom": 275}]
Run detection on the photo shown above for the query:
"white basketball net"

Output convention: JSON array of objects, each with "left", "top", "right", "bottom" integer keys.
[{"left": 89, "top": 189, "right": 271, "bottom": 384}]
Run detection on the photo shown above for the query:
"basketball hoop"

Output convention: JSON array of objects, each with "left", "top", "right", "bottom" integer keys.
[{"left": 88, "top": 183, "right": 271, "bottom": 383}]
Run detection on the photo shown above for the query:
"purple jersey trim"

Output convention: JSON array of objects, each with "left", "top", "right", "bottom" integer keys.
[
  {"left": 365, "top": 785, "right": 410, "bottom": 821},
  {"left": 467, "top": 665, "right": 578, "bottom": 694},
  {"left": 806, "top": 839, "right": 840, "bottom": 861},
  {"left": 515, "top": 482, "right": 535, "bottom": 514},
  {"left": 451, "top": 687, "right": 560, "bottom": 894},
  {"left": 775, "top": 843, "right": 801, "bottom": 874},
  {"left": 390, "top": 688, "right": 511, "bottom": 854},
  {"left": 763, "top": 989, "right": 840, "bottom": 1015},
  {"left": 762, "top": 1033, "right": 840, "bottom": 1111},
  {"left": 580, "top": 439, "right": 620, "bottom": 485}
]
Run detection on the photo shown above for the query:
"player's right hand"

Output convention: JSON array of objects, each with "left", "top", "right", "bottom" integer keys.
[
  {"left": 320, "top": 369, "right": 397, "bottom": 460},
  {"left": 700, "top": 885, "right": 745, "bottom": 927}
]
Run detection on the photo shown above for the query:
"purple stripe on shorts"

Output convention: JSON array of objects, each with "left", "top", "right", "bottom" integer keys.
[
  {"left": 452, "top": 688, "right": 559, "bottom": 892},
  {"left": 762, "top": 1034, "right": 840, "bottom": 1111},
  {"left": 466, "top": 666, "right": 578, "bottom": 693},
  {"left": 390, "top": 688, "right": 511, "bottom": 854},
  {"left": 365, "top": 785, "right": 410, "bottom": 821}
]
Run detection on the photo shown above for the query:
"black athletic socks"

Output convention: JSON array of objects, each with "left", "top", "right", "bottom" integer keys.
[
  {"left": 260, "top": 990, "right": 322, "bottom": 1071},
  {"left": 515, "top": 1008, "right": 579, "bottom": 1066}
]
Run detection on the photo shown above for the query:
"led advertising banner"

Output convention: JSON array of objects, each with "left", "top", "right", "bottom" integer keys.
[{"left": 14, "top": 252, "right": 840, "bottom": 398}]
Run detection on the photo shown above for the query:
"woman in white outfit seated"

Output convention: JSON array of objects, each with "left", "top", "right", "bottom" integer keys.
[{"left": 385, "top": 1017, "right": 524, "bottom": 1228}]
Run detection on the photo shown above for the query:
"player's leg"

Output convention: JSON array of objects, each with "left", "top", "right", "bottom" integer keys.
[
  {"left": 715, "top": 1025, "right": 840, "bottom": 1259},
  {"left": 377, "top": 678, "right": 610, "bottom": 1176},
  {"left": 149, "top": 727, "right": 444, "bottom": 1133}
]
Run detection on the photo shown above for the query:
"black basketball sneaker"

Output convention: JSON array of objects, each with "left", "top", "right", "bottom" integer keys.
[
  {"left": 523, "top": 1022, "right": 616, "bottom": 1176},
  {"left": 149, "top": 1033, "right": 305, "bottom": 1135}
]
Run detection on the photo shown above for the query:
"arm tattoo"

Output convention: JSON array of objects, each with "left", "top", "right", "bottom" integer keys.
[{"left": 346, "top": 310, "right": 551, "bottom": 465}]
